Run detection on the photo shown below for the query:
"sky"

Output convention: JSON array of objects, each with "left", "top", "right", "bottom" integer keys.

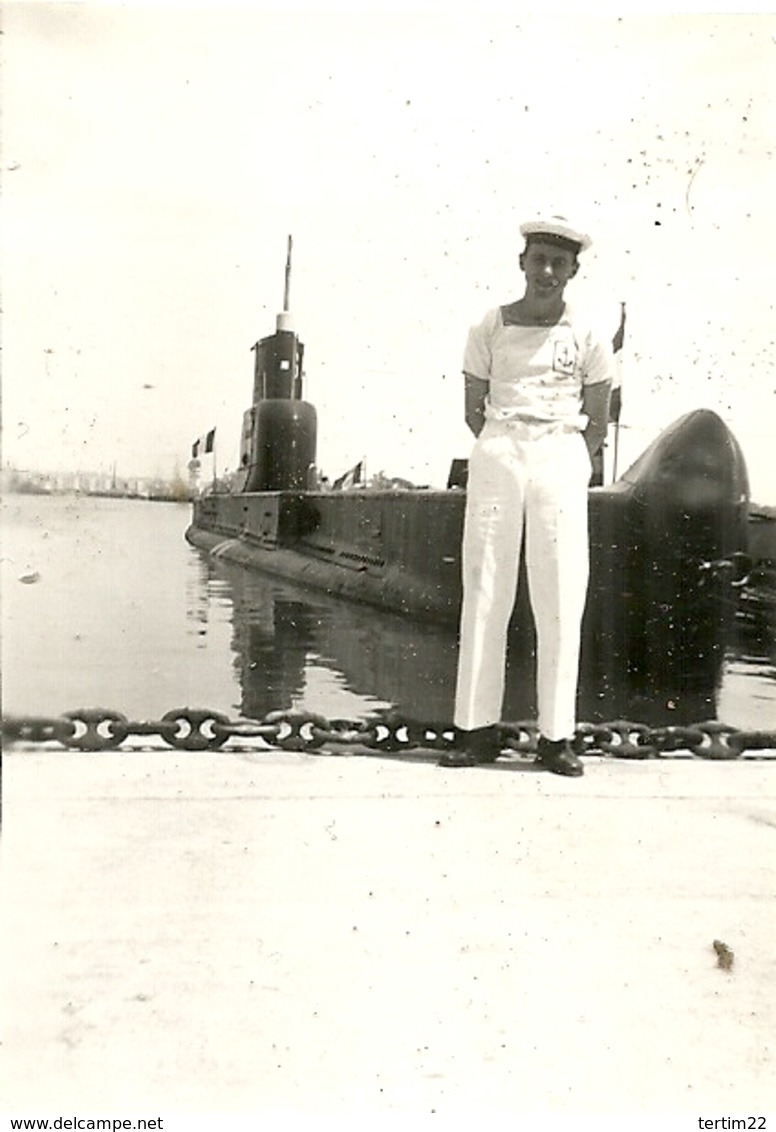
[{"left": 2, "top": 5, "right": 776, "bottom": 500}]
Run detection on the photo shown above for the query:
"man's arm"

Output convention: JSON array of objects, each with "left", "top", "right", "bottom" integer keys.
[
  {"left": 581, "top": 381, "right": 612, "bottom": 458},
  {"left": 464, "top": 372, "right": 489, "bottom": 437}
]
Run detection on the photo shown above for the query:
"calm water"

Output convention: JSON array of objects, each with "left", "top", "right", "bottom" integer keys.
[{"left": 2, "top": 493, "right": 774, "bottom": 731}]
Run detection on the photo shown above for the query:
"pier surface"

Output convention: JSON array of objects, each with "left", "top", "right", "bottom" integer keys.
[{"left": 3, "top": 744, "right": 775, "bottom": 1117}]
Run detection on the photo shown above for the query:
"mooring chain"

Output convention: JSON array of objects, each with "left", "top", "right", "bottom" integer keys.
[{"left": 2, "top": 707, "right": 775, "bottom": 759}]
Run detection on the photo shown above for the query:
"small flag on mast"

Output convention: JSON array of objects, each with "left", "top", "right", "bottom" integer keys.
[
  {"left": 332, "top": 460, "right": 364, "bottom": 491},
  {"left": 610, "top": 301, "right": 626, "bottom": 424},
  {"left": 192, "top": 428, "right": 216, "bottom": 459}
]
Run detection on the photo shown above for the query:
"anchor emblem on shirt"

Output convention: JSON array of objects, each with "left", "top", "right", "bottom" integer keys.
[{"left": 552, "top": 339, "right": 576, "bottom": 376}]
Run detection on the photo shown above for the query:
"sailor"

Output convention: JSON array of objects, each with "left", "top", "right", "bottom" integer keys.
[{"left": 440, "top": 214, "right": 614, "bottom": 775}]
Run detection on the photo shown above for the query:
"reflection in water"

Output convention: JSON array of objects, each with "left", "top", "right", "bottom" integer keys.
[
  {"left": 212, "top": 556, "right": 460, "bottom": 723},
  {"left": 4, "top": 494, "right": 771, "bottom": 728},
  {"left": 186, "top": 554, "right": 213, "bottom": 640},
  {"left": 194, "top": 552, "right": 774, "bottom": 727}
]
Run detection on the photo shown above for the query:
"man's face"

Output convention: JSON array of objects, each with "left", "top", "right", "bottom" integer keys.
[{"left": 519, "top": 240, "right": 578, "bottom": 299}]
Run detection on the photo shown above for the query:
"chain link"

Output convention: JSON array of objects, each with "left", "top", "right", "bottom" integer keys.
[{"left": 2, "top": 707, "right": 775, "bottom": 759}]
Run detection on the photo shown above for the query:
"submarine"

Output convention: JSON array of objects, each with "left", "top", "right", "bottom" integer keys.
[{"left": 186, "top": 241, "right": 750, "bottom": 720}]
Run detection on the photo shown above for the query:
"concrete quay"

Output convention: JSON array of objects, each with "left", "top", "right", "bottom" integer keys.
[{"left": 2, "top": 743, "right": 775, "bottom": 1117}]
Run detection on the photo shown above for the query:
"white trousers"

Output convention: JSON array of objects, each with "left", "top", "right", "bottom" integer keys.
[{"left": 454, "top": 420, "right": 591, "bottom": 740}]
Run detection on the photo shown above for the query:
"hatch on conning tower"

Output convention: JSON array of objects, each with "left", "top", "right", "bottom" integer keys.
[{"left": 240, "top": 236, "right": 318, "bottom": 493}]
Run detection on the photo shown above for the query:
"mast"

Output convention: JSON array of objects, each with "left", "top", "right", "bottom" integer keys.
[
  {"left": 283, "top": 234, "right": 292, "bottom": 313},
  {"left": 276, "top": 234, "right": 294, "bottom": 335}
]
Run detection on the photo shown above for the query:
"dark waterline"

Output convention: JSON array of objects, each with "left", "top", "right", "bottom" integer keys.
[{"left": 2, "top": 494, "right": 774, "bottom": 731}]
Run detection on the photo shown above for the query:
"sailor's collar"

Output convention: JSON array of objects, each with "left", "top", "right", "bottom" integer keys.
[{"left": 500, "top": 302, "right": 572, "bottom": 329}]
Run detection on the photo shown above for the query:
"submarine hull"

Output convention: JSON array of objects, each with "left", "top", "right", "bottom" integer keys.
[{"left": 187, "top": 410, "right": 749, "bottom": 719}]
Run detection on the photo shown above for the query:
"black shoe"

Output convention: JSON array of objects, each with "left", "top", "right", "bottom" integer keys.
[
  {"left": 438, "top": 725, "right": 501, "bottom": 768},
  {"left": 536, "top": 736, "right": 584, "bottom": 777}
]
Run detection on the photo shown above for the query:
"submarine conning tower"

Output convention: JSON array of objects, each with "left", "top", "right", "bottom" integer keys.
[{"left": 241, "top": 236, "right": 318, "bottom": 493}]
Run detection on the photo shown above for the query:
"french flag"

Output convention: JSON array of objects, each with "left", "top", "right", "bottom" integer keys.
[{"left": 191, "top": 428, "right": 216, "bottom": 459}]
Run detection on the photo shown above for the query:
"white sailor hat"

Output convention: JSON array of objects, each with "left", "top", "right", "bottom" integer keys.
[{"left": 519, "top": 214, "right": 592, "bottom": 253}]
